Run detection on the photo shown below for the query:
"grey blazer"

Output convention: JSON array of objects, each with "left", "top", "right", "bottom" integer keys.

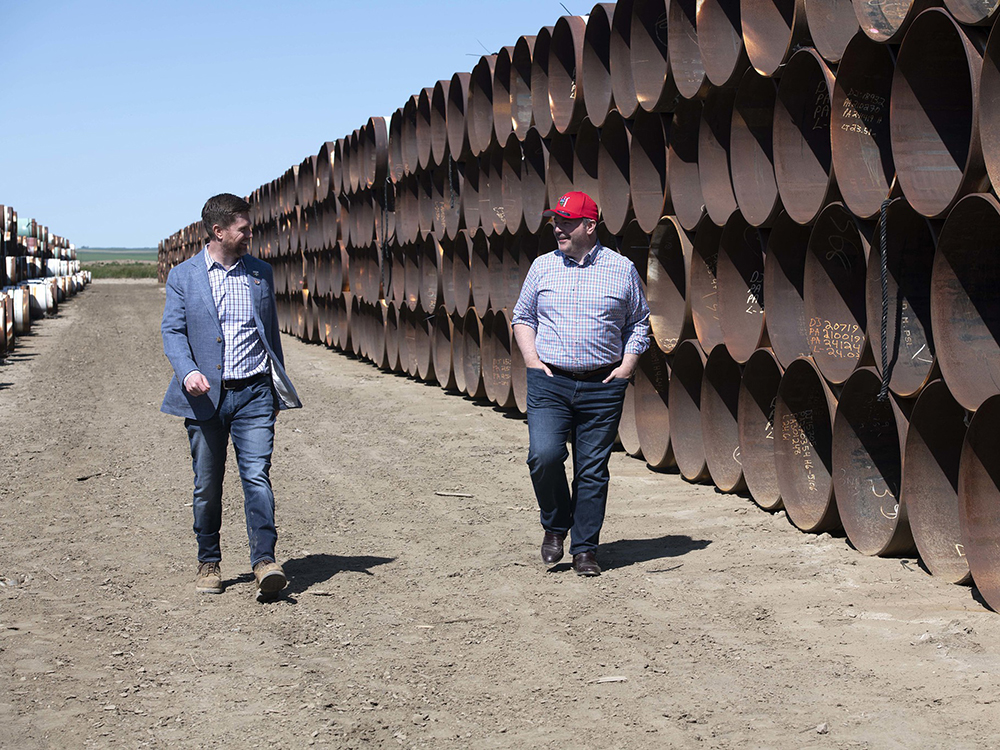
[{"left": 161, "top": 248, "right": 301, "bottom": 420}]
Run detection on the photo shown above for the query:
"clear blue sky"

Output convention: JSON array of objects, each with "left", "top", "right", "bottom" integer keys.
[{"left": 0, "top": 0, "right": 579, "bottom": 248}]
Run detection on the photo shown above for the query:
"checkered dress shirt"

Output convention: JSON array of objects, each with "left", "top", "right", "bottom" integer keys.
[
  {"left": 511, "top": 243, "right": 650, "bottom": 372},
  {"left": 204, "top": 248, "right": 268, "bottom": 380}
]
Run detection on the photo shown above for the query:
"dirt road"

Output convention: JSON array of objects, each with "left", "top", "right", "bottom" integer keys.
[{"left": 1, "top": 279, "right": 998, "bottom": 749}]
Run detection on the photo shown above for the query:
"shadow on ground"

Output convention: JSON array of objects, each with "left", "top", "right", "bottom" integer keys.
[
  {"left": 601, "top": 534, "right": 711, "bottom": 571},
  {"left": 283, "top": 552, "right": 395, "bottom": 594}
]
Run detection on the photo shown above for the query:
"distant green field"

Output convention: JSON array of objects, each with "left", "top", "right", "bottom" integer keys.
[
  {"left": 77, "top": 247, "right": 158, "bottom": 262},
  {"left": 82, "top": 261, "right": 158, "bottom": 279}
]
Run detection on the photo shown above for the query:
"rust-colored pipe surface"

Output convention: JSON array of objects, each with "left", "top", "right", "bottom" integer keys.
[
  {"left": 481, "top": 309, "right": 498, "bottom": 402},
  {"left": 431, "top": 80, "right": 451, "bottom": 167},
  {"left": 485, "top": 142, "right": 506, "bottom": 235},
  {"left": 805, "top": 0, "right": 859, "bottom": 64},
  {"left": 388, "top": 111, "right": 404, "bottom": 184},
  {"left": 364, "top": 116, "right": 389, "bottom": 190},
  {"left": 774, "top": 356, "right": 841, "bottom": 532},
  {"left": 550, "top": 15, "right": 588, "bottom": 134},
  {"left": 619, "top": 220, "right": 650, "bottom": 281},
  {"left": 417, "top": 169, "right": 435, "bottom": 237},
  {"left": 401, "top": 99, "right": 419, "bottom": 179},
  {"left": 717, "top": 213, "right": 768, "bottom": 364},
  {"left": 947, "top": 0, "right": 1000, "bottom": 23},
  {"left": 417, "top": 88, "right": 434, "bottom": 171},
  {"left": 462, "top": 308, "right": 488, "bottom": 399},
  {"left": 618, "top": 381, "right": 644, "bottom": 458},
  {"left": 547, "top": 129, "right": 576, "bottom": 209},
  {"left": 316, "top": 142, "right": 334, "bottom": 204},
  {"left": 573, "top": 117, "right": 601, "bottom": 207},
  {"left": 902, "top": 381, "right": 971, "bottom": 584},
  {"left": 419, "top": 234, "right": 443, "bottom": 313},
  {"left": 493, "top": 46, "right": 516, "bottom": 146},
  {"left": 512, "top": 35, "right": 537, "bottom": 140},
  {"left": 740, "top": 0, "right": 810, "bottom": 77},
  {"left": 440, "top": 236, "right": 458, "bottom": 315},
  {"left": 804, "top": 203, "right": 872, "bottom": 385},
  {"left": 891, "top": 9, "right": 987, "bottom": 219},
  {"left": 689, "top": 215, "right": 725, "bottom": 353},
  {"left": 635, "top": 341, "right": 674, "bottom": 469},
  {"left": 461, "top": 156, "right": 482, "bottom": 234},
  {"left": 702, "top": 344, "right": 746, "bottom": 493},
  {"left": 610, "top": 0, "right": 640, "bottom": 119},
  {"left": 447, "top": 72, "right": 473, "bottom": 161},
  {"left": 669, "top": 0, "right": 707, "bottom": 100},
  {"left": 670, "top": 339, "right": 712, "bottom": 482},
  {"left": 346, "top": 131, "right": 362, "bottom": 194},
  {"left": 383, "top": 302, "right": 400, "bottom": 371},
  {"left": 414, "top": 304, "right": 436, "bottom": 383},
  {"left": 697, "top": 0, "right": 749, "bottom": 88},
  {"left": 469, "top": 55, "right": 498, "bottom": 157},
  {"left": 865, "top": 199, "right": 937, "bottom": 398},
  {"left": 470, "top": 228, "right": 491, "bottom": 313},
  {"left": 830, "top": 32, "right": 895, "bottom": 221},
  {"left": 631, "top": 0, "right": 680, "bottom": 112},
  {"left": 629, "top": 108, "right": 672, "bottom": 233},
  {"left": 833, "top": 367, "right": 915, "bottom": 556},
  {"left": 698, "top": 83, "right": 739, "bottom": 226},
  {"left": 667, "top": 97, "right": 705, "bottom": 231},
  {"left": 583, "top": 3, "right": 616, "bottom": 126},
  {"left": 511, "top": 319, "right": 528, "bottom": 414},
  {"left": 598, "top": 110, "right": 633, "bottom": 235},
  {"left": 502, "top": 133, "right": 524, "bottom": 235},
  {"left": 433, "top": 306, "right": 457, "bottom": 390},
  {"left": 958, "top": 394, "right": 1000, "bottom": 611},
  {"left": 976, "top": 19, "right": 1000, "bottom": 196},
  {"left": 452, "top": 230, "right": 473, "bottom": 319},
  {"left": 531, "top": 26, "right": 556, "bottom": 138},
  {"left": 765, "top": 212, "right": 816, "bottom": 369},
  {"left": 931, "top": 193, "right": 1000, "bottom": 412},
  {"left": 738, "top": 347, "right": 784, "bottom": 510},
  {"left": 647, "top": 215, "right": 694, "bottom": 354},
  {"left": 521, "top": 129, "right": 549, "bottom": 234},
  {"left": 432, "top": 163, "right": 459, "bottom": 240},
  {"left": 451, "top": 311, "right": 467, "bottom": 394},
  {"left": 486, "top": 308, "right": 517, "bottom": 409},
  {"left": 774, "top": 49, "right": 839, "bottom": 226},
  {"left": 853, "top": 0, "right": 934, "bottom": 44},
  {"left": 488, "top": 234, "right": 507, "bottom": 312}
]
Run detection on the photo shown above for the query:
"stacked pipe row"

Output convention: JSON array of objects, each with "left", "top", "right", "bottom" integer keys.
[
  {"left": 1, "top": 204, "right": 89, "bottom": 353},
  {"left": 158, "top": 0, "right": 1000, "bottom": 612}
]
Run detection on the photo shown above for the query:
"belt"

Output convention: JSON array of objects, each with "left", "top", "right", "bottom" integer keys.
[
  {"left": 545, "top": 362, "right": 621, "bottom": 382},
  {"left": 222, "top": 372, "right": 269, "bottom": 390}
]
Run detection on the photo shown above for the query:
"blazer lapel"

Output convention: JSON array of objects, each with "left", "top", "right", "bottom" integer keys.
[{"left": 195, "top": 250, "right": 223, "bottom": 334}]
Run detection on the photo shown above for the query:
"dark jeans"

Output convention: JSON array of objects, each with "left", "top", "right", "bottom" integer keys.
[
  {"left": 185, "top": 377, "right": 278, "bottom": 567},
  {"left": 525, "top": 367, "right": 628, "bottom": 554}
]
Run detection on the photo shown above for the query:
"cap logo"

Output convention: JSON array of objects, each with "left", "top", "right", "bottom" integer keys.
[{"left": 558, "top": 195, "right": 569, "bottom": 207}]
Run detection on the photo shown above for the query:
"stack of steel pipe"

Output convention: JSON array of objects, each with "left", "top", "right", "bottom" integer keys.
[
  {"left": 0, "top": 203, "right": 89, "bottom": 353},
  {"left": 157, "top": 1, "right": 1000, "bottom": 612}
]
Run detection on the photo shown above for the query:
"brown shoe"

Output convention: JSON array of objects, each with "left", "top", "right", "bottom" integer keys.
[
  {"left": 195, "top": 561, "right": 223, "bottom": 594},
  {"left": 573, "top": 551, "right": 601, "bottom": 577},
  {"left": 253, "top": 560, "right": 287, "bottom": 601},
  {"left": 541, "top": 531, "right": 566, "bottom": 564}
]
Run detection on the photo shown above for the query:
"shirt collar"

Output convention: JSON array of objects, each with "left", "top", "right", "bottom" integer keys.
[
  {"left": 555, "top": 242, "right": 603, "bottom": 268},
  {"left": 204, "top": 246, "right": 244, "bottom": 272}
]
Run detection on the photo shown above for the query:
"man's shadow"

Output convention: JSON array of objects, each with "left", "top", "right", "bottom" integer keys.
[
  {"left": 549, "top": 534, "right": 711, "bottom": 573},
  {"left": 282, "top": 552, "right": 395, "bottom": 594}
]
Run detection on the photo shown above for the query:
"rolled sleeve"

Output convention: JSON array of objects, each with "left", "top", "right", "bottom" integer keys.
[
  {"left": 511, "top": 262, "right": 540, "bottom": 330},
  {"left": 621, "top": 266, "right": 651, "bottom": 356}
]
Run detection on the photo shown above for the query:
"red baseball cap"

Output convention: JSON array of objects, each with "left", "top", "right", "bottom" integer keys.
[{"left": 543, "top": 191, "right": 599, "bottom": 221}]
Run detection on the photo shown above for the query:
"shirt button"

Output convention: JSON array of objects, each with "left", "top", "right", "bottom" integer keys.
[{"left": 217, "top": 365, "right": 222, "bottom": 370}]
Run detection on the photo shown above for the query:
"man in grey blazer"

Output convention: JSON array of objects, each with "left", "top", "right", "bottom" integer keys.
[{"left": 161, "top": 193, "right": 301, "bottom": 602}]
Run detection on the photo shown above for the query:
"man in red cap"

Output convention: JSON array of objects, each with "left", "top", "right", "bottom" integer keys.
[{"left": 511, "top": 191, "right": 650, "bottom": 576}]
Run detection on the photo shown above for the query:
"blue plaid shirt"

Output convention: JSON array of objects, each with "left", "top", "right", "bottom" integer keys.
[
  {"left": 512, "top": 243, "right": 650, "bottom": 372},
  {"left": 204, "top": 248, "right": 268, "bottom": 380}
]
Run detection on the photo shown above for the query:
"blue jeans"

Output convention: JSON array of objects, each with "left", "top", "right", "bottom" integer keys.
[
  {"left": 525, "top": 367, "right": 629, "bottom": 555},
  {"left": 185, "top": 377, "right": 278, "bottom": 567}
]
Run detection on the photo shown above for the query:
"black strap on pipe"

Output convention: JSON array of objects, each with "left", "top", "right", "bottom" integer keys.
[{"left": 878, "top": 198, "right": 891, "bottom": 402}]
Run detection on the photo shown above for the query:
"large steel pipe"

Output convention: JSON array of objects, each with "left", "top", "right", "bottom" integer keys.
[
  {"left": 316, "top": 141, "right": 334, "bottom": 204},
  {"left": 511, "top": 320, "right": 528, "bottom": 414},
  {"left": 431, "top": 79, "right": 451, "bottom": 167},
  {"left": 632, "top": 0, "right": 680, "bottom": 112},
  {"left": 738, "top": 347, "right": 784, "bottom": 510},
  {"left": 531, "top": 26, "right": 556, "bottom": 138},
  {"left": 689, "top": 215, "right": 725, "bottom": 353},
  {"left": 891, "top": 9, "right": 988, "bottom": 219},
  {"left": 413, "top": 91, "right": 433, "bottom": 173},
  {"left": 452, "top": 230, "right": 473, "bottom": 318},
  {"left": 647, "top": 215, "right": 694, "bottom": 354},
  {"left": 401, "top": 100, "right": 418, "bottom": 179},
  {"left": 669, "top": 0, "right": 707, "bottom": 100},
  {"left": 853, "top": 0, "right": 934, "bottom": 44},
  {"left": 931, "top": 193, "right": 1000, "bottom": 412},
  {"left": 740, "top": 0, "right": 810, "bottom": 77},
  {"left": 667, "top": 98, "right": 705, "bottom": 231},
  {"left": 610, "top": 0, "right": 640, "bottom": 119},
  {"left": 629, "top": 109, "right": 672, "bottom": 233},
  {"left": 484, "top": 142, "right": 506, "bottom": 235},
  {"left": 419, "top": 234, "right": 443, "bottom": 313},
  {"left": 865, "top": 199, "right": 937, "bottom": 399},
  {"left": 547, "top": 130, "right": 576, "bottom": 208},
  {"left": 701, "top": 344, "right": 746, "bottom": 493},
  {"left": 634, "top": 341, "right": 674, "bottom": 469},
  {"left": 774, "top": 48, "right": 838, "bottom": 226},
  {"left": 946, "top": 0, "right": 1000, "bottom": 23},
  {"left": 598, "top": 110, "right": 633, "bottom": 235},
  {"left": 619, "top": 220, "right": 650, "bottom": 281},
  {"left": 521, "top": 129, "right": 549, "bottom": 234},
  {"left": 670, "top": 339, "right": 711, "bottom": 482},
  {"left": 958, "top": 394, "right": 1000, "bottom": 611},
  {"left": 804, "top": 203, "right": 873, "bottom": 385},
  {"left": 433, "top": 306, "right": 458, "bottom": 391},
  {"left": 716, "top": 212, "right": 768, "bottom": 364},
  {"left": 619, "top": 381, "right": 644, "bottom": 458},
  {"left": 583, "top": 3, "right": 616, "bottom": 127},
  {"left": 901, "top": 381, "right": 971, "bottom": 584},
  {"left": 833, "top": 367, "right": 915, "bottom": 556},
  {"left": 830, "top": 32, "right": 895, "bottom": 221},
  {"left": 461, "top": 156, "right": 482, "bottom": 233},
  {"left": 484, "top": 308, "right": 517, "bottom": 409},
  {"left": 697, "top": 0, "right": 749, "bottom": 88},
  {"left": 977, "top": 18, "right": 1000, "bottom": 194},
  {"left": 447, "top": 72, "right": 473, "bottom": 161},
  {"left": 805, "top": 0, "right": 859, "bottom": 64},
  {"left": 470, "top": 229, "right": 491, "bottom": 313},
  {"left": 488, "top": 234, "right": 507, "bottom": 312},
  {"left": 451, "top": 311, "right": 467, "bottom": 394},
  {"left": 774, "top": 356, "right": 841, "bottom": 533},
  {"left": 416, "top": 305, "right": 436, "bottom": 383},
  {"left": 730, "top": 68, "right": 780, "bottom": 228},
  {"left": 493, "top": 46, "right": 516, "bottom": 146},
  {"left": 698, "top": 83, "right": 738, "bottom": 226},
  {"left": 502, "top": 133, "right": 524, "bottom": 234},
  {"left": 573, "top": 118, "right": 601, "bottom": 207},
  {"left": 512, "top": 35, "right": 537, "bottom": 140},
  {"left": 469, "top": 55, "right": 498, "bottom": 157},
  {"left": 462, "top": 308, "right": 488, "bottom": 399},
  {"left": 550, "top": 15, "right": 588, "bottom": 134}
]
